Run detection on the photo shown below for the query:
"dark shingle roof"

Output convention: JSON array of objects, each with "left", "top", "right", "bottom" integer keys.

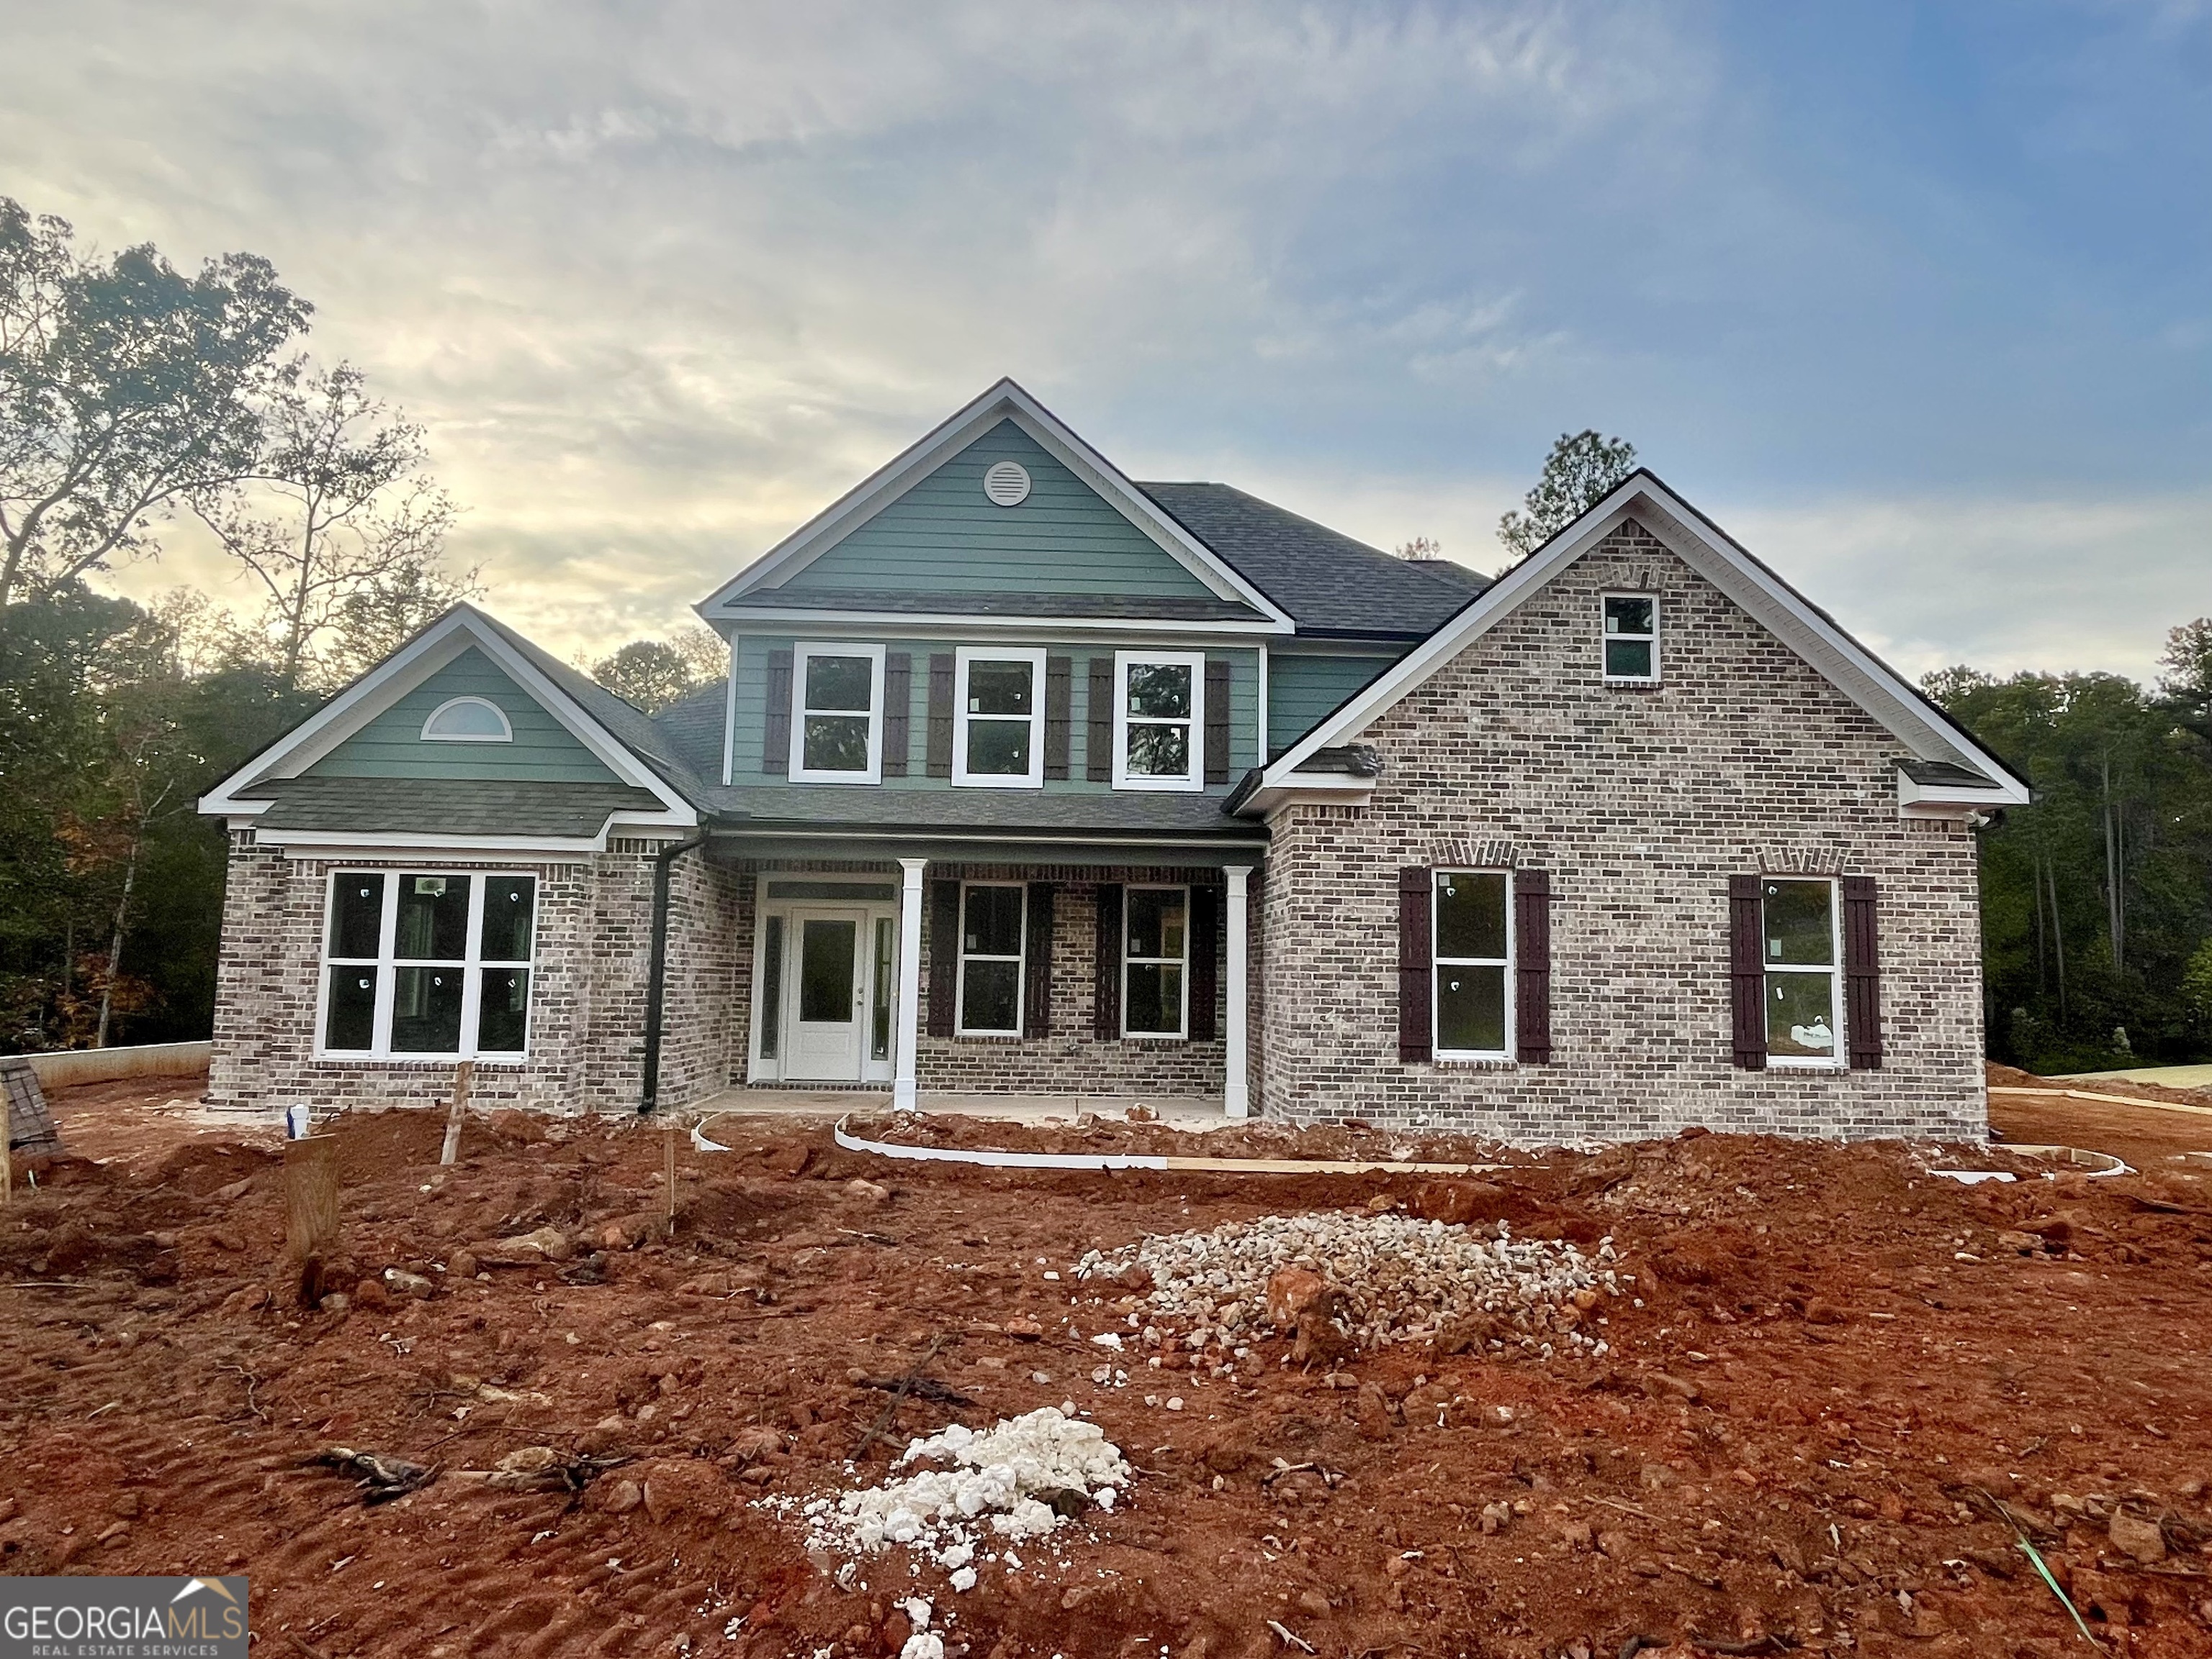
[
  {"left": 724, "top": 589, "right": 1266, "bottom": 622},
  {"left": 699, "top": 784, "right": 1255, "bottom": 837},
  {"left": 654, "top": 683, "right": 729, "bottom": 782},
  {"left": 1896, "top": 758, "right": 2000, "bottom": 789},
  {"left": 248, "top": 777, "right": 665, "bottom": 837},
  {"left": 1138, "top": 482, "right": 1491, "bottom": 639}
]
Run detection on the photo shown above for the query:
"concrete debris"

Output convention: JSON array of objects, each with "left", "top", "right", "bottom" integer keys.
[{"left": 1072, "top": 1209, "right": 1619, "bottom": 1357}]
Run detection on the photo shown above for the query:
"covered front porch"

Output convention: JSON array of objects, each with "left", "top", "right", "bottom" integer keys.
[{"left": 709, "top": 822, "right": 1264, "bottom": 1119}]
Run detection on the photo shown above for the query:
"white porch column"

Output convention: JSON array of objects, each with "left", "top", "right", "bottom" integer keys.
[
  {"left": 1223, "top": 864, "right": 1253, "bottom": 1120},
  {"left": 893, "top": 858, "right": 927, "bottom": 1110}
]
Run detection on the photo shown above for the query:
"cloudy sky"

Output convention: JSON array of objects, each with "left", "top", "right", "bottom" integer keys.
[{"left": 5, "top": 1, "right": 2207, "bottom": 680}]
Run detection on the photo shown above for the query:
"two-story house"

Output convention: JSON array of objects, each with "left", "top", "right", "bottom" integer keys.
[{"left": 199, "top": 379, "right": 2027, "bottom": 1141}]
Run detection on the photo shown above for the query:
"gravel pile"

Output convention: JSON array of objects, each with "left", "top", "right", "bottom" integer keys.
[{"left": 1073, "top": 1210, "right": 1620, "bottom": 1359}]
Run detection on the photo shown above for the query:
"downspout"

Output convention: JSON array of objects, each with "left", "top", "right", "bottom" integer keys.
[{"left": 640, "top": 830, "right": 709, "bottom": 1115}]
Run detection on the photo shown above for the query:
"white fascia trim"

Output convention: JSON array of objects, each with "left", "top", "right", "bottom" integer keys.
[
  {"left": 1250, "top": 472, "right": 2031, "bottom": 808},
  {"left": 693, "top": 379, "right": 1297, "bottom": 629},
  {"left": 702, "top": 606, "right": 1287, "bottom": 637},
  {"left": 269, "top": 831, "right": 613, "bottom": 857},
  {"left": 1241, "top": 781, "right": 1379, "bottom": 819}
]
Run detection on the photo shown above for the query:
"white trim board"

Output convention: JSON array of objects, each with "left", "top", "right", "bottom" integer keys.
[
  {"left": 1243, "top": 471, "right": 2030, "bottom": 812},
  {"left": 695, "top": 379, "right": 1295, "bottom": 632}
]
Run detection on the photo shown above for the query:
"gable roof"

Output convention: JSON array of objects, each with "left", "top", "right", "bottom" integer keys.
[
  {"left": 1139, "top": 482, "right": 1491, "bottom": 639},
  {"left": 200, "top": 605, "right": 701, "bottom": 836},
  {"left": 697, "top": 379, "right": 1294, "bottom": 632},
  {"left": 1241, "top": 469, "right": 2031, "bottom": 815}
]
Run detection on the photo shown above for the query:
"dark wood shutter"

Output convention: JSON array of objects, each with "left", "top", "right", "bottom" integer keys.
[
  {"left": 1513, "top": 868, "right": 1553, "bottom": 1064},
  {"left": 1843, "top": 875, "right": 1883, "bottom": 1069},
  {"left": 763, "top": 648, "right": 793, "bottom": 775},
  {"left": 1204, "top": 658, "right": 1232, "bottom": 784},
  {"left": 927, "top": 880, "right": 961, "bottom": 1038},
  {"left": 881, "top": 652, "right": 911, "bottom": 778},
  {"left": 1093, "top": 883, "right": 1123, "bottom": 1038},
  {"left": 1398, "top": 866, "right": 1432, "bottom": 1063},
  {"left": 1022, "top": 884, "right": 1056, "bottom": 1040},
  {"left": 1729, "top": 875, "right": 1768, "bottom": 1070},
  {"left": 925, "top": 653, "right": 955, "bottom": 778},
  {"left": 1188, "top": 885, "right": 1220, "bottom": 1041},
  {"left": 1086, "top": 659, "right": 1115, "bottom": 782},
  {"left": 1045, "top": 657, "right": 1072, "bottom": 781}
]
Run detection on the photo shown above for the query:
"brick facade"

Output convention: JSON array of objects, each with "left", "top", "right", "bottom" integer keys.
[{"left": 1256, "top": 520, "right": 1987, "bottom": 1143}]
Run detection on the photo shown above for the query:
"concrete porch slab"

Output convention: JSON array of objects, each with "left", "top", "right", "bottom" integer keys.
[{"left": 684, "top": 1087, "right": 1243, "bottom": 1130}]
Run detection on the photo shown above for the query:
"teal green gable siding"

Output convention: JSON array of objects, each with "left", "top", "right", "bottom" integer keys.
[
  {"left": 307, "top": 648, "right": 624, "bottom": 784},
  {"left": 731, "top": 634, "right": 1260, "bottom": 791},
  {"left": 1267, "top": 650, "right": 1404, "bottom": 758},
  {"left": 775, "top": 423, "right": 1215, "bottom": 600}
]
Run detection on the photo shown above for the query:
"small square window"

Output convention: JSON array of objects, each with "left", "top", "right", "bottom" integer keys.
[{"left": 1603, "top": 594, "right": 1658, "bottom": 682}]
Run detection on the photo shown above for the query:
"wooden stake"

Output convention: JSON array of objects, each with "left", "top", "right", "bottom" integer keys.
[
  {"left": 439, "top": 1059, "right": 475, "bottom": 1166},
  {"left": 2, "top": 1080, "right": 11, "bottom": 1209},
  {"left": 285, "top": 1134, "right": 341, "bottom": 1265},
  {"left": 664, "top": 1123, "right": 678, "bottom": 1236}
]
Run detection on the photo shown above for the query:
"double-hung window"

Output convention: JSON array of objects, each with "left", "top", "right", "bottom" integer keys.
[
  {"left": 957, "top": 884, "right": 1026, "bottom": 1036},
  {"left": 1761, "top": 877, "right": 1841, "bottom": 1066},
  {"left": 1433, "top": 870, "right": 1511, "bottom": 1059},
  {"left": 1123, "top": 886, "right": 1188, "bottom": 1038},
  {"left": 953, "top": 647, "right": 1045, "bottom": 788},
  {"left": 1602, "top": 594, "right": 1658, "bottom": 683},
  {"left": 322, "top": 871, "right": 536, "bottom": 1059},
  {"left": 790, "top": 642, "right": 886, "bottom": 783},
  {"left": 1112, "top": 651, "right": 1204, "bottom": 791}
]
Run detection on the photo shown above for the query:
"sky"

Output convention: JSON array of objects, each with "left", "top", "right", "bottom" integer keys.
[{"left": 3, "top": 0, "right": 2206, "bottom": 682}]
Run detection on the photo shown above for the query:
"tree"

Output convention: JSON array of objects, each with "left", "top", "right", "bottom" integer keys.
[
  {"left": 190, "top": 362, "right": 474, "bottom": 689},
  {"left": 1496, "top": 430, "right": 1639, "bottom": 564},
  {"left": 1394, "top": 536, "right": 1444, "bottom": 561},
  {"left": 2160, "top": 617, "right": 2212, "bottom": 746},
  {"left": 0, "top": 197, "right": 310, "bottom": 607},
  {"left": 588, "top": 626, "right": 727, "bottom": 714}
]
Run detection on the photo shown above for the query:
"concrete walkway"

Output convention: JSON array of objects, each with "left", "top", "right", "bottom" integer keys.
[{"left": 685, "top": 1087, "right": 1241, "bottom": 1130}]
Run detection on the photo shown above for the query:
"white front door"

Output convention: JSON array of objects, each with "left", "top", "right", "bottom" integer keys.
[{"left": 785, "top": 911, "right": 865, "bottom": 1081}]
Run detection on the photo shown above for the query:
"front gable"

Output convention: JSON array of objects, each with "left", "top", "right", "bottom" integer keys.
[{"left": 307, "top": 647, "right": 624, "bottom": 783}]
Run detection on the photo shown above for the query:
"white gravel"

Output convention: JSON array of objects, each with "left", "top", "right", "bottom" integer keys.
[{"left": 1073, "top": 1209, "right": 1619, "bottom": 1359}]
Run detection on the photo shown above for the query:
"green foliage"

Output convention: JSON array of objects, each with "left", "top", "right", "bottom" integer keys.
[
  {"left": 1496, "top": 430, "right": 1639, "bottom": 563},
  {"left": 588, "top": 626, "right": 727, "bottom": 714}
]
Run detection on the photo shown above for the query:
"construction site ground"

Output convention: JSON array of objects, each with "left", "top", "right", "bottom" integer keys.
[{"left": 9, "top": 1068, "right": 2212, "bottom": 1659}]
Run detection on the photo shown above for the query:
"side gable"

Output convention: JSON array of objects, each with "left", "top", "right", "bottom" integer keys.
[
  {"left": 305, "top": 647, "right": 623, "bottom": 783},
  {"left": 1241, "top": 471, "right": 2029, "bottom": 819}
]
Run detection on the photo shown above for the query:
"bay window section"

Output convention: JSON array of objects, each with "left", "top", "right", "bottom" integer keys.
[
  {"left": 320, "top": 871, "right": 537, "bottom": 1059},
  {"left": 1123, "top": 886, "right": 1188, "bottom": 1038},
  {"left": 1762, "top": 878, "right": 1840, "bottom": 1065},
  {"left": 1113, "top": 651, "right": 1204, "bottom": 791},
  {"left": 953, "top": 647, "right": 1044, "bottom": 787},
  {"left": 1434, "top": 871, "right": 1511, "bottom": 1059},
  {"left": 791, "top": 643, "right": 885, "bottom": 783},
  {"left": 957, "top": 884, "right": 1026, "bottom": 1036}
]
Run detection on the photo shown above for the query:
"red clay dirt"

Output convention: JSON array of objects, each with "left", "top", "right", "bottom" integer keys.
[{"left": 6, "top": 1071, "right": 2212, "bottom": 1659}]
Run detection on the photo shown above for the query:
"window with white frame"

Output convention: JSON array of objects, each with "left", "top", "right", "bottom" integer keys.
[
  {"left": 421, "top": 696, "right": 513, "bottom": 742},
  {"left": 953, "top": 647, "right": 1044, "bottom": 787},
  {"left": 1761, "top": 877, "right": 1841, "bottom": 1065},
  {"left": 1123, "top": 885, "right": 1188, "bottom": 1038},
  {"left": 790, "top": 642, "right": 886, "bottom": 782},
  {"left": 957, "top": 884, "right": 1026, "bottom": 1035},
  {"left": 1602, "top": 594, "right": 1658, "bottom": 682},
  {"left": 1433, "top": 870, "right": 1511, "bottom": 1058},
  {"left": 1112, "top": 650, "right": 1204, "bottom": 791},
  {"left": 321, "top": 871, "right": 536, "bottom": 1058}
]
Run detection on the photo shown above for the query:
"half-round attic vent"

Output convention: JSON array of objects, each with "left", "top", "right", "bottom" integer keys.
[{"left": 982, "top": 460, "right": 1031, "bottom": 506}]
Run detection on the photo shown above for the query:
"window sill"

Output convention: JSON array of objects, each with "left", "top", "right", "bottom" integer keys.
[
  {"left": 1602, "top": 678, "right": 1662, "bottom": 690},
  {"left": 1120, "top": 1032, "right": 1190, "bottom": 1043},
  {"left": 1767, "top": 1058, "right": 1845, "bottom": 1072},
  {"left": 314, "top": 1053, "right": 531, "bottom": 1066},
  {"left": 950, "top": 777, "right": 1044, "bottom": 791},
  {"left": 790, "top": 773, "right": 881, "bottom": 786},
  {"left": 953, "top": 1030, "right": 1025, "bottom": 1042},
  {"left": 1430, "top": 1054, "right": 1516, "bottom": 1070},
  {"left": 1112, "top": 777, "right": 1205, "bottom": 793}
]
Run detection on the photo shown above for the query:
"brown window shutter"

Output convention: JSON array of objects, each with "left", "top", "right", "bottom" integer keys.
[
  {"left": 1729, "top": 875, "right": 1767, "bottom": 1070},
  {"left": 927, "top": 880, "right": 961, "bottom": 1038},
  {"left": 1188, "top": 885, "right": 1220, "bottom": 1040},
  {"left": 763, "top": 648, "right": 793, "bottom": 775},
  {"left": 1086, "top": 658, "right": 1115, "bottom": 782},
  {"left": 1205, "top": 658, "right": 1232, "bottom": 784},
  {"left": 1093, "top": 883, "right": 1123, "bottom": 1038},
  {"left": 925, "top": 653, "right": 955, "bottom": 778},
  {"left": 1513, "top": 868, "right": 1553, "bottom": 1064},
  {"left": 1022, "top": 883, "right": 1056, "bottom": 1039},
  {"left": 1843, "top": 875, "right": 1883, "bottom": 1069},
  {"left": 1045, "top": 657, "right": 1072, "bottom": 781},
  {"left": 1398, "top": 866, "right": 1432, "bottom": 1063},
  {"left": 881, "top": 652, "right": 911, "bottom": 778}
]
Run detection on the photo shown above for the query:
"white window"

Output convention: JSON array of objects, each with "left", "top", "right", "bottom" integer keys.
[
  {"left": 1123, "top": 885, "right": 1188, "bottom": 1038},
  {"left": 957, "top": 884, "right": 1026, "bottom": 1036},
  {"left": 1112, "top": 650, "right": 1205, "bottom": 792},
  {"left": 421, "top": 696, "right": 513, "bottom": 742},
  {"left": 320, "top": 871, "right": 536, "bottom": 1060},
  {"left": 953, "top": 647, "right": 1045, "bottom": 788},
  {"left": 1762, "top": 877, "right": 1842, "bottom": 1067},
  {"left": 1602, "top": 594, "right": 1658, "bottom": 683},
  {"left": 1434, "top": 870, "right": 1512, "bottom": 1060},
  {"left": 790, "top": 642, "right": 886, "bottom": 783}
]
